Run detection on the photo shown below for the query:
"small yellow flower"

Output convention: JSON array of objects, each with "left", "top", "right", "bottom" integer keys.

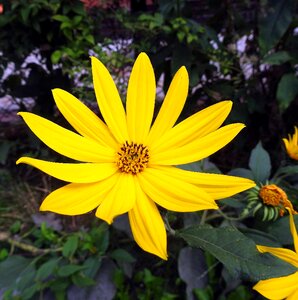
[
  {"left": 253, "top": 209, "right": 298, "bottom": 299},
  {"left": 17, "top": 53, "right": 255, "bottom": 259},
  {"left": 283, "top": 126, "right": 298, "bottom": 160}
]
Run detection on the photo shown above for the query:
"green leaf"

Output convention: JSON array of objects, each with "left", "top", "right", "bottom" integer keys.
[
  {"left": 71, "top": 273, "right": 95, "bottom": 287},
  {"left": 85, "top": 34, "right": 95, "bottom": 45},
  {"left": 15, "top": 265, "right": 36, "bottom": 291},
  {"left": 0, "top": 256, "right": 32, "bottom": 289},
  {"left": 193, "top": 286, "right": 213, "bottom": 300},
  {"left": 274, "top": 165, "right": 298, "bottom": 179},
  {"left": 82, "top": 257, "right": 102, "bottom": 278},
  {"left": 249, "top": 142, "right": 271, "bottom": 183},
  {"left": 62, "top": 235, "right": 79, "bottom": 258},
  {"left": 276, "top": 73, "right": 298, "bottom": 111},
  {"left": 240, "top": 228, "right": 281, "bottom": 247},
  {"left": 52, "top": 14, "right": 70, "bottom": 23},
  {"left": 20, "top": 7, "right": 31, "bottom": 24},
  {"left": 258, "top": 0, "right": 295, "bottom": 54},
  {"left": 51, "top": 50, "right": 62, "bottom": 64},
  {"left": 57, "top": 264, "right": 86, "bottom": 277},
  {"left": 178, "top": 225, "right": 296, "bottom": 281},
  {"left": 0, "top": 141, "right": 13, "bottom": 164},
  {"left": 110, "top": 249, "right": 136, "bottom": 263},
  {"left": 22, "top": 283, "right": 39, "bottom": 300},
  {"left": 36, "top": 258, "right": 60, "bottom": 281},
  {"left": 228, "top": 168, "right": 254, "bottom": 180},
  {"left": 266, "top": 214, "right": 298, "bottom": 245},
  {"left": 262, "top": 51, "right": 292, "bottom": 65}
]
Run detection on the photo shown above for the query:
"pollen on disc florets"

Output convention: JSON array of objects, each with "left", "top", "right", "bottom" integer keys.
[
  {"left": 116, "top": 141, "right": 149, "bottom": 174},
  {"left": 259, "top": 184, "right": 286, "bottom": 207},
  {"left": 258, "top": 184, "right": 298, "bottom": 216}
]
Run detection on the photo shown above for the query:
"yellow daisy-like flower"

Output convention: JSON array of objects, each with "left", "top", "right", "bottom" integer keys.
[
  {"left": 17, "top": 53, "right": 255, "bottom": 259},
  {"left": 253, "top": 209, "right": 298, "bottom": 299},
  {"left": 283, "top": 126, "right": 298, "bottom": 160}
]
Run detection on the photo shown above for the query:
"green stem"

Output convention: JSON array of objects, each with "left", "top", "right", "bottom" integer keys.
[
  {"left": 0, "top": 232, "right": 62, "bottom": 255},
  {"left": 164, "top": 215, "right": 176, "bottom": 236}
]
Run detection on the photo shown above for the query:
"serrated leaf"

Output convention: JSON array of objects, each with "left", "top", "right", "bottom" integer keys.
[
  {"left": 62, "top": 235, "right": 79, "bottom": 258},
  {"left": 277, "top": 73, "right": 298, "bottom": 111},
  {"left": 249, "top": 142, "right": 271, "bottom": 183},
  {"left": 178, "top": 225, "right": 296, "bottom": 281}
]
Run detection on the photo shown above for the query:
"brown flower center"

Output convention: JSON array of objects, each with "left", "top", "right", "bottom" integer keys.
[{"left": 116, "top": 141, "right": 149, "bottom": 174}]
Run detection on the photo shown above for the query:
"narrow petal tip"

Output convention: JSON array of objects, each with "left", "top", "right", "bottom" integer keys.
[
  {"left": 16, "top": 157, "right": 32, "bottom": 165},
  {"left": 137, "top": 52, "right": 150, "bottom": 60},
  {"left": 176, "top": 65, "right": 189, "bottom": 80},
  {"left": 39, "top": 203, "right": 48, "bottom": 212},
  {"left": 95, "top": 211, "right": 113, "bottom": 225},
  {"left": 158, "top": 251, "right": 168, "bottom": 260}
]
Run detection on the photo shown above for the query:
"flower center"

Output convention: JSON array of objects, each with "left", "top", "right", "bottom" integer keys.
[
  {"left": 259, "top": 184, "right": 298, "bottom": 216},
  {"left": 259, "top": 184, "right": 286, "bottom": 207},
  {"left": 116, "top": 141, "right": 149, "bottom": 174}
]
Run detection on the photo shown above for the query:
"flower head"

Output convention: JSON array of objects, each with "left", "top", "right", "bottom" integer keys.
[
  {"left": 253, "top": 209, "right": 298, "bottom": 299},
  {"left": 259, "top": 184, "right": 297, "bottom": 217},
  {"left": 17, "top": 53, "right": 255, "bottom": 259},
  {"left": 246, "top": 184, "right": 297, "bottom": 221},
  {"left": 283, "top": 126, "right": 298, "bottom": 160}
]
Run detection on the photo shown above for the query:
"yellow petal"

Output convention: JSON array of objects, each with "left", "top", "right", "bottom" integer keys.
[
  {"left": 16, "top": 157, "right": 117, "bottom": 183},
  {"left": 151, "top": 165, "right": 255, "bottom": 199},
  {"left": 95, "top": 173, "right": 136, "bottom": 224},
  {"left": 128, "top": 181, "right": 167, "bottom": 260},
  {"left": 150, "top": 100, "right": 232, "bottom": 152},
  {"left": 283, "top": 138, "right": 289, "bottom": 148},
  {"left": 91, "top": 56, "right": 129, "bottom": 144},
  {"left": 253, "top": 271, "right": 298, "bottom": 300},
  {"left": 52, "top": 88, "right": 117, "bottom": 148},
  {"left": 146, "top": 66, "right": 188, "bottom": 145},
  {"left": 150, "top": 123, "right": 245, "bottom": 165},
  {"left": 287, "top": 288, "right": 298, "bottom": 300},
  {"left": 40, "top": 173, "right": 119, "bottom": 215},
  {"left": 138, "top": 167, "right": 218, "bottom": 212},
  {"left": 126, "top": 53, "right": 156, "bottom": 142},
  {"left": 18, "top": 112, "right": 115, "bottom": 162},
  {"left": 287, "top": 209, "right": 298, "bottom": 254},
  {"left": 257, "top": 245, "right": 298, "bottom": 268}
]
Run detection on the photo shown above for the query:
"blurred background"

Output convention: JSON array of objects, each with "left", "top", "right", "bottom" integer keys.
[{"left": 0, "top": 0, "right": 297, "bottom": 299}]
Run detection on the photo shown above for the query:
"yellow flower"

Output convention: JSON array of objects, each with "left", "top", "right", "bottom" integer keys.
[
  {"left": 17, "top": 53, "right": 255, "bottom": 259},
  {"left": 253, "top": 209, "right": 298, "bottom": 299},
  {"left": 283, "top": 126, "right": 298, "bottom": 160}
]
